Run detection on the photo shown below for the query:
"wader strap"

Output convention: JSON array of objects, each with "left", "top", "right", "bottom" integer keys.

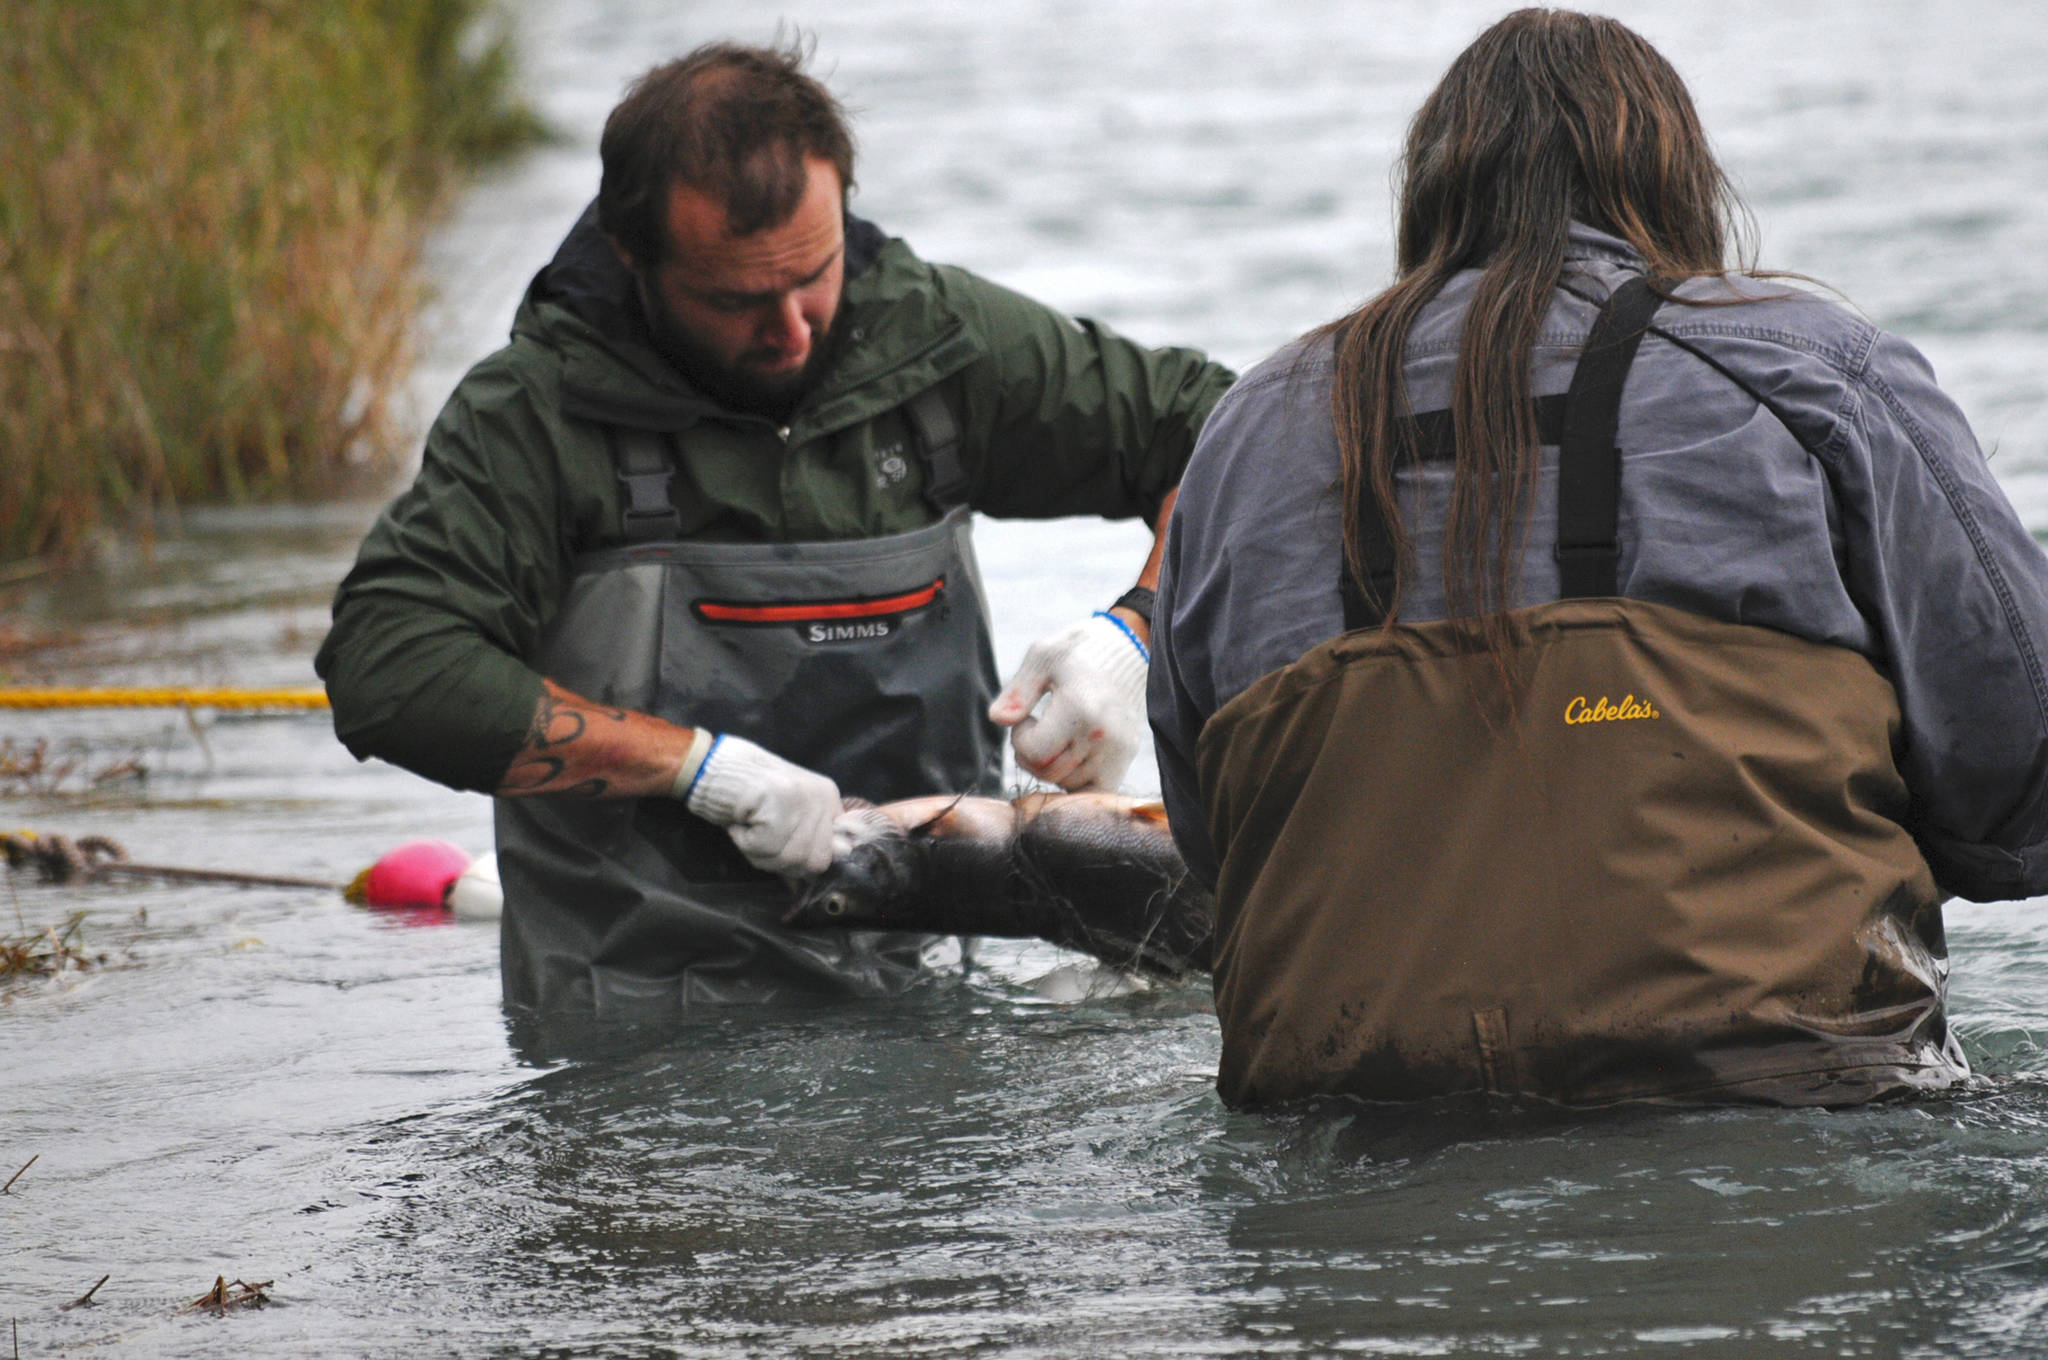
[
  {"left": 1338, "top": 485, "right": 1400, "bottom": 630},
  {"left": 904, "top": 385, "right": 969, "bottom": 510},
  {"left": 612, "top": 428, "right": 684, "bottom": 543},
  {"left": 1555, "top": 275, "right": 1661, "bottom": 599},
  {"left": 1338, "top": 397, "right": 1578, "bottom": 629},
  {"left": 1403, "top": 395, "right": 1569, "bottom": 464},
  {"left": 1337, "top": 275, "right": 1662, "bottom": 629}
]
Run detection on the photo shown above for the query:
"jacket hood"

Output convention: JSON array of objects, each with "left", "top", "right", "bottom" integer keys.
[
  {"left": 508, "top": 201, "right": 925, "bottom": 430},
  {"left": 520, "top": 201, "right": 890, "bottom": 341}
]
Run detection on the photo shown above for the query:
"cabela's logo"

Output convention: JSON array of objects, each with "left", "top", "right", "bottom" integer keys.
[{"left": 1564, "top": 693, "right": 1660, "bottom": 725}]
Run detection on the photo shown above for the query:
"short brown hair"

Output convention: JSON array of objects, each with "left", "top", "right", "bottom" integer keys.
[{"left": 598, "top": 38, "right": 856, "bottom": 265}]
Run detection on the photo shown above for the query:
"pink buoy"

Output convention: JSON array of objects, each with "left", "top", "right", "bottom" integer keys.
[{"left": 351, "top": 838, "right": 474, "bottom": 911}]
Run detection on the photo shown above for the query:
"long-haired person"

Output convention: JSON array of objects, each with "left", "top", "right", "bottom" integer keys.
[{"left": 1151, "top": 9, "right": 2048, "bottom": 1107}]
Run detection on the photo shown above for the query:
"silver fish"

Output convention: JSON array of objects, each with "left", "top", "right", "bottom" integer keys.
[{"left": 784, "top": 793, "right": 1214, "bottom": 979}]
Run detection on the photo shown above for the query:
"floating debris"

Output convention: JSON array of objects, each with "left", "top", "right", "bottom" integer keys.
[
  {"left": 0, "top": 913, "right": 100, "bottom": 981},
  {"left": 181, "top": 1276, "right": 271, "bottom": 1314},
  {"left": 2, "top": 1154, "right": 36, "bottom": 1193},
  {"left": 0, "top": 738, "right": 149, "bottom": 796}
]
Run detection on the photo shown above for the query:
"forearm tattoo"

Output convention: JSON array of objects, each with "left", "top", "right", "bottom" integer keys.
[{"left": 498, "top": 688, "right": 631, "bottom": 796}]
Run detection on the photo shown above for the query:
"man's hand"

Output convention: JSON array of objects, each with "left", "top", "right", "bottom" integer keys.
[
  {"left": 495, "top": 682, "right": 838, "bottom": 877},
  {"left": 683, "top": 735, "right": 842, "bottom": 878},
  {"left": 990, "top": 612, "right": 1149, "bottom": 791}
]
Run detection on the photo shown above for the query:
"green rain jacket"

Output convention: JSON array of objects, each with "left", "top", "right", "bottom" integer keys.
[{"left": 316, "top": 210, "right": 1235, "bottom": 792}]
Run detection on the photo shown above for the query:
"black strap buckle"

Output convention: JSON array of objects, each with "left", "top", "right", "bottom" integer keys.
[{"left": 613, "top": 430, "right": 683, "bottom": 543}]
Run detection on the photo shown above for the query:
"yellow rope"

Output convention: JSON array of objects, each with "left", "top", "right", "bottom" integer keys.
[{"left": 0, "top": 688, "right": 329, "bottom": 711}]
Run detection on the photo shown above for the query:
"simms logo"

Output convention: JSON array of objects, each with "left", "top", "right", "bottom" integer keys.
[
  {"left": 692, "top": 578, "right": 945, "bottom": 645},
  {"left": 1564, "top": 693, "right": 1660, "bottom": 725},
  {"left": 806, "top": 619, "right": 894, "bottom": 644}
]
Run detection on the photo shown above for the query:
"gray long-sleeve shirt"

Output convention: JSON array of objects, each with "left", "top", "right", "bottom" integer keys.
[{"left": 1151, "top": 224, "right": 2048, "bottom": 902}]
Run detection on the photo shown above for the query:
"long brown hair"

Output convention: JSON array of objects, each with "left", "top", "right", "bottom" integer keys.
[{"left": 1330, "top": 9, "right": 1754, "bottom": 644}]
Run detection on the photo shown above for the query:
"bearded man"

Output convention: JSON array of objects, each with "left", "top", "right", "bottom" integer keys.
[{"left": 317, "top": 41, "right": 1233, "bottom": 1016}]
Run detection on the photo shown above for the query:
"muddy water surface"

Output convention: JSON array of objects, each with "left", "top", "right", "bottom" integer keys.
[{"left": 9, "top": 2, "right": 2048, "bottom": 1355}]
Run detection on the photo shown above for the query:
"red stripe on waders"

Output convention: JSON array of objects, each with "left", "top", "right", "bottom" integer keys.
[{"left": 692, "top": 577, "right": 946, "bottom": 625}]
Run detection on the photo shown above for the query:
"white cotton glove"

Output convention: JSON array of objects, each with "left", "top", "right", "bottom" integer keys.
[
  {"left": 680, "top": 734, "right": 841, "bottom": 878},
  {"left": 989, "top": 611, "right": 1150, "bottom": 791}
]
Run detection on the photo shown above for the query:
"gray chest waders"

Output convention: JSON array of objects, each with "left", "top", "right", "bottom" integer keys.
[
  {"left": 496, "top": 393, "right": 1004, "bottom": 1017},
  {"left": 1199, "top": 277, "right": 1963, "bottom": 1106}
]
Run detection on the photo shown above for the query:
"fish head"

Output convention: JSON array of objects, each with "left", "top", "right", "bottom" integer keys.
[{"left": 785, "top": 801, "right": 921, "bottom": 928}]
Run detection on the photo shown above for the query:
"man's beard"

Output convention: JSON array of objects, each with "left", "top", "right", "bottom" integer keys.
[{"left": 636, "top": 280, "right": 837, "bottom": 420}]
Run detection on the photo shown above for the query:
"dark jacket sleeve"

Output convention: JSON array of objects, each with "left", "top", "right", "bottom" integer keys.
[
  {"left": 314, "top": 357, "right": 564, "bottom": 793},
  {"left": 931, "top": 264, "right": 1235, "bottom": 522},
  {"left": 1842, "top": 330, "right": 2048, "bottom": 900}
]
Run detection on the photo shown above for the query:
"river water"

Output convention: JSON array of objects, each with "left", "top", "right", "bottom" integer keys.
[{"left": 8, "top": 2, "right": 2048, "bottom": 1355}]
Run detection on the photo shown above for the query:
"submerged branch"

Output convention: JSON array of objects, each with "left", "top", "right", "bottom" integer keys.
[
  {"left": 1, "top": 1154, "right": 36, "bottom": 1193},
  {"left": 181, "top": 1277, "right": 271, "bottom": 1314},
  {"left": 61, "top": 1275, "right": 110, "bottom": 1310}
]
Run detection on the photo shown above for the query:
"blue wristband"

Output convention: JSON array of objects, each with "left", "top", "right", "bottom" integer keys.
[
  {"left": 683, "top": 734, "right": 724, "bottom": 804},
  {"left": 1094, "top": 610, "right": 1150, "bottom": 664}
]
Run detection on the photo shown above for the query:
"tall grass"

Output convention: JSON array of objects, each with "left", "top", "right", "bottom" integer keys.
[{"left": 0, "top": 0, "right": 541, "bottom": 563}]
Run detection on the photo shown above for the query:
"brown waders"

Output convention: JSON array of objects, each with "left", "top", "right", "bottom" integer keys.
[{"left": 1196, "top": 278, "right": 1967, "bottom": 1107}]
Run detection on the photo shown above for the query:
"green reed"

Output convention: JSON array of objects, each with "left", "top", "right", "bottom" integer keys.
[{"left": 0, "top": 0, "right": 542, "bottom": 562}]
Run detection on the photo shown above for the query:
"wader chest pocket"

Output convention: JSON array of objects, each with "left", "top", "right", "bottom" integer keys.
[{"left": 691, "top": 577, "right": 949, "bottom": 645}]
